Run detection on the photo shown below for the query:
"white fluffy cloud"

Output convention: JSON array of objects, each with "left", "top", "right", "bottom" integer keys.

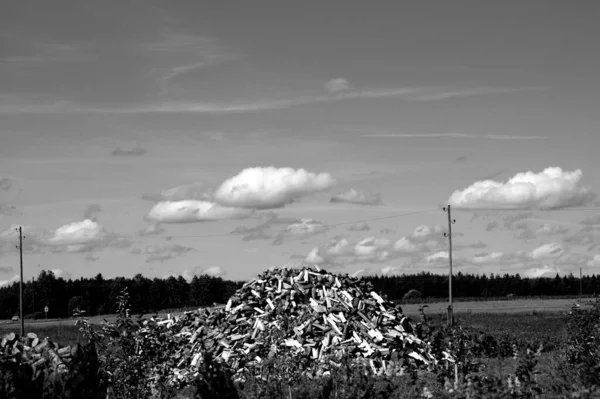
[
  {"left": 213, "top": 167, "right": 335, "bottom": 209},
  {"left": 1, "top": 221, "right": 128, "bottom": 254},
  {"left": 143, "top": 182, "right": 207, "bottom": 202},
  {"left": 588, "top": 255, "right": 600, "bottom": 267},
  {"left": 354, "top": 237, "right": 391, "bottom": 256},
  {"left": 425, "top": 251, "right": 449, "bottom": 263},
  {"left": 393, "top": 237, "right": 419, "bottom": 253},
  {"left": 471, "top": 252, "right": 505, "bottom": 264},
  {"left": 523, "top": 265, "right": 560, "bottom": 278},
  {"left": 529, "top": 243, "right": 565, "bottom": 260},
  {"left": 330, "top": 189, "right": 383, "bottom": 206},
  {"left": 325, "top": 78, "right": 352, "bottom": 94},
  {"left": 45, "top": 219, "right": 107, "bottom": 246},
  {"left": 167, "top": 266, "right": 226, "bottom": 281},
  {"left": 448, "top": 167, "right": 594, "bottom": 210},
  {"left": 381, "top": 266, "right": 400, "bottom": 275},
  {"left": 147, "top": 200, "right": 252, "bottom": 223},
  {"left": 305, "top": 248, "right": 327, "bottom": 265},
  {"left": 0, "top": 275, "right": 19, "bottom": 287}
]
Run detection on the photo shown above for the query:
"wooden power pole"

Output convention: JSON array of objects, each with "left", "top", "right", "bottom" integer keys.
[
  {"left": 580, "top": 267, "right": 583, "bottom": 298},
  {"left": 443, "top": 205, "right": 456, "bottom": 327},
  {"left": 15, "top": 226, "right": 25, "bottom": 336}
]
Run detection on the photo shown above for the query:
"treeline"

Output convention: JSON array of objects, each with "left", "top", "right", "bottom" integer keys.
[
  {"left": 1, "top": 269, "right": 600, "bottom": 320},
  {"left": 0, "top": 270, "right": 244, "bottom": 320},
  {"left": 363, "top": 271, "right": 600, "bottom": 301}
]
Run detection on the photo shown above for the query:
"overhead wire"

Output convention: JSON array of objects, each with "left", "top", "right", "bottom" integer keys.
[{"left": 11, "top": 208, "right": 439, "bottom": 247}]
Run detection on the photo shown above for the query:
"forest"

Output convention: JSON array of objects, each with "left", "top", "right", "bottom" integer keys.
[{"left": 0, "top": 269, "right": 599, "bottom": 320}]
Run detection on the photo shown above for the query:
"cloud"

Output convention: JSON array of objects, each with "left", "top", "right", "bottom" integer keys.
[
  {"left": 111, "top": 146, "right": 147, "bottom": 156},
  {"left": 306, "top": 248, "right": 328, "bottom": 265},
  {"left": 448, "top": 167, "right": 595, "bottom": 210},
  {"left": 131, "top": 244, "right": 194, "bottom": 263},
  {"left": 138, "top": 33, "right": 240, "bottom": 83},
  {"left": 3, "top": 85, "right": 543, "bottom": 115},
  {"left": 523, "top": 265, "right": 560, "bottom": 278},
  {"left": 0, "top": 203, "right": 20, "bottom": 216},
  {"left": 354, "top": 237, "right": 391, "bottom": 257},
  {"left": 564, "top": 229, "right": 597, "bottom": 246},
  {"left": 503, "top": 213, "right": 533, "bottom": 230},
  {"left": 0, "top": 220, "right": 131, "bottom": 255},
  {"left": 529, "top": 243, "right": 565, "bottom": 260},
  {"left": 147, "top": 200, "right": 252, "bottom": 223},
  {"left": 0, "top": 265, "right": 13, "bottom": 273},
  {"left": 362, "top": 133, "right": 548, "bottom": 140},
  {"left": 137, "top": 222, "right": 166, "bottom": 236},
  {"left": 0, "top": 275, "right": 19, "bottom": 288},
  {"left": 85, "top": 253, "right": 99, "bottom": 262},
  {"left": 273, "top": 219, "right": 328, "bottom": 245},
  {"left": 581, "top": 215, "right": 600, "bottom": 226},
  {"left": 348, "top": 222, "right": 371, "bottom": 231},
  {"left": 242, "top": 232, "right": 273, "bottom": 241},
  {"left": 393, "top": 237, "right": 419, "bottom": 253},
  {"left": 470, "top": 252, "right": 505, "bottom": 264},
  {"left": 51, "top": 269, "right": 72, "bottom": 280},
  {"left": 588, "top": 255, "right": 600, "bottom": 267},
  {"left": 44, "top": 220, "right": 106, "bottom": 245},
  {"left": 381, "top": 266, "right": 400, "bottom": 275},
  {"left": 213, "top": 167, "right": 336, "bottom": 209},
  {"left": 426, "top": 251, "right": 449, "bottom": 263},
  {"left": 330, "top": 189, "right": 383, "bottom": 206},
  {"left": 485, "top": 221, "right": 499, "bottom": 231},
  {"left": 176, "top": 266, "right": 226, "bottom": 280},
  {"left": 515, "top": 223, "right": 569, "bottom": 241},
  {"left": 230, "top": 212, "right": 301, "bottom": 235},
  {"left": 0, "top": 177, "right": 14, "bottom": 191},
  {"left": 83, "top": 204, "right": 102, "bottom": 221},
  {"left": 324, "top": 78, "right": 352, "bottom": 94},
  {"left": 142, "top": 182, "right": 207, "bottom": 202},
  {"left": 454, "top": 154, "right": 471, "bottom": 163}
]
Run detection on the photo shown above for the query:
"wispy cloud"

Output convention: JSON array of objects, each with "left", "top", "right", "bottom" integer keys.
[
  {"left": 361, "top": 133, "right": 548, "bottom": 140},
  {"left": 111, "top": 146, "right": 147, "bottom": 157},
  {"left": 0, "top": 85, "right": 547, "bottom": 115},
  {"left": 413, "top": 86, "right": 548, "bottom": 100}
]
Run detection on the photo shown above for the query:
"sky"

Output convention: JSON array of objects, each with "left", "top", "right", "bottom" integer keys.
[{"left": 1, "top": 0, "right": 600, "bottom": 284}]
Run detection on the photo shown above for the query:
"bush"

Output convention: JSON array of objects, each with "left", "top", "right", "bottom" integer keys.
[
  {"left": 563, "top": 297, "right": 600, "bottom": 387},
  {"left": 403, "top": 289, "right": 422, "bottom": 300}
]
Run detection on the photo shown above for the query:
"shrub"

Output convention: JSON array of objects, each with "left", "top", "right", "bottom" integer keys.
[{"left": 403, "top": 289, "right": 423, "bottom": 300}]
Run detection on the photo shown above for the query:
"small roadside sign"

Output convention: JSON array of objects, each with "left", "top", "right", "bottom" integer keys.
[{"left": 44, "top": 306, "right": 49, "bottom": 319}]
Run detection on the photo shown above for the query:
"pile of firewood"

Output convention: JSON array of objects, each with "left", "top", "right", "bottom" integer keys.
[
  {"left": 1, "top": 332, "right": 75, "bottom": 374},
  {"left": 150, "top": 266, "right": 453, "bottom": 384}
]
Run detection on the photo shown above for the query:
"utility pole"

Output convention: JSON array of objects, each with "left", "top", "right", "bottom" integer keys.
[
  {"left": 580, "top": 267, "right": 583, "bottom": 298},
  {"left": 443, "top": 205, "right": 456, "bottom": 327},
  {"left": 15, "top": 226, "right": 25, "bottom": 336}
]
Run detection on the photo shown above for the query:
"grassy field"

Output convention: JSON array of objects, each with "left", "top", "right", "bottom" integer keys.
[
  {"left": 0, "top": 299, "right": 571, "bottom": 350},
  {"left": 400, "top": 297, "right": 582, "bottom": 315}
]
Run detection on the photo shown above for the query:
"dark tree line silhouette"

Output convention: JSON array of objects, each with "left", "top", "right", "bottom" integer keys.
[
  {"left": 1, "top": 269, "right": 599, "bottom": 320},
  {"left": 362, "top": 271, "right": 600, "bottom": 301},
  {"left": 0, "top": 270, "right": 244, "bottom": 320}
]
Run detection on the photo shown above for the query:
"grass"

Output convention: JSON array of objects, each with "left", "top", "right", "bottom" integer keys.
[
  {"left": 0, "top": 321, "right": 84, "bottom": 346},
  {"left": 400, "top": 297, "right": 582, "bottom": 315}
]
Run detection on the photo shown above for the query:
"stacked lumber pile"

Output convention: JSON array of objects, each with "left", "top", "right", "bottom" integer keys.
[
  {"left": 0, "top": 331, "right": 75, "bottom": 374},
  {"left": 154, "top": 266, "right": 452, "bottom": 384}
]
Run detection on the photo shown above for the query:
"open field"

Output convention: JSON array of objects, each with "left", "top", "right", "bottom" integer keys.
[
  {"left": 0, "top": 297, "right": 582, "bottom": 332},
  {"left": 400, "top": 297, "right": 583, "bottom": 315}
]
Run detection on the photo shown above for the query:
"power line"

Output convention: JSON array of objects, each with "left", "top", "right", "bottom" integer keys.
[
  {"left": 452, "top": 207, "right": 600, "bottom": 212},
  {"left": 18, "top": 208, "right": 438, "bottom": 247}
]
